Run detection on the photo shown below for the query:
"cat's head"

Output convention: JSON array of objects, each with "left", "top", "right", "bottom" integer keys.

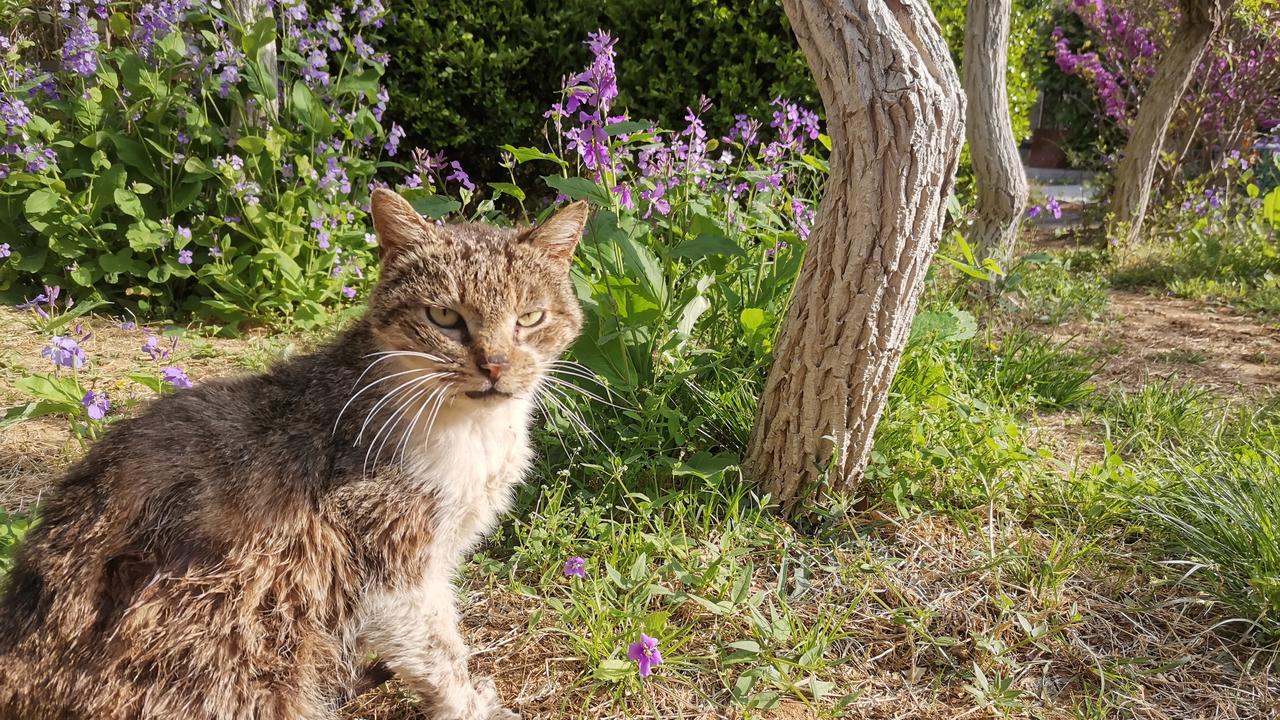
[{"left": 363, "top": 188, "right": 587, "bottom": 404}]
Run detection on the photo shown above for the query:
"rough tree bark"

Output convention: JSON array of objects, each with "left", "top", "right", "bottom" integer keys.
[
  {"left": 1108, "top": 0, "right": 1232, "bottom": 244},
  {"left": 745, "top": 0, "right": 965, "bottom": 513},
  {"left": 962, "top": 0, "right": 1028, "bottom": 270}
]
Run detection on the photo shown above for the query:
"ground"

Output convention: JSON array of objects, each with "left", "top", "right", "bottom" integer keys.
[{"left": 2, "top": 239, "right": 1278, "bottom": 719}]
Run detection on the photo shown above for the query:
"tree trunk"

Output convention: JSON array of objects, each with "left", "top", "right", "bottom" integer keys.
[
  {"left": 1108, "top": 0, "right": 1231, "bottom": 244},
  {"left": 962, "top": 0, "right": 1028, "bottom": 270},
  {"left": 745, "top": 0, "right": 965, "bottom": 514},
  {"left": 228, "top": 0, "right": 280, "bottom": 126}
]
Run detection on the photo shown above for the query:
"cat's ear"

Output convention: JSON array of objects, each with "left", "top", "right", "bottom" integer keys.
[
  {"left": 525, "top": 200, "right": 589, "bottom": 263},
  {"left": 370, "top": 188, "right": 431, "bottom": 261}
]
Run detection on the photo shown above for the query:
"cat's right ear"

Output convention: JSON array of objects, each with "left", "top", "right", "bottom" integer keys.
[{"left": 370, "top": 188, "right": 430, "bottom": 262}]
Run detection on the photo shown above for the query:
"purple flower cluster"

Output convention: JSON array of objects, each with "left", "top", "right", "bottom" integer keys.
[
  {"left": 161, "top": 366, "right": 193, "bottom": 389},
  {"left": 60, "top": 1, "right": 103, "bottom": 78},
  {"left": 134, "top": 0, "right": 191, "bottom": 58},
  {"left": 1053, "top": 0, "right": 1280, "bottom": 163}
]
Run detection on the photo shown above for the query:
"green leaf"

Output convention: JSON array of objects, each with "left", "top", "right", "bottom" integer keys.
[
  {"left": 487, "top": 182, "right": 525, "bottom": 202},
  {"left": 543, "top": 175, "right": 610, "bottom": 205},
  {"left": 241, "top": 16, "right": 277, "bottom": 57},
  {"left": 108, "top": 12, "right": 132, "bottom": 35},
  {"left": 408, "top": 194, "right": 461, "bottom": 219},
  {"left": 289, "top": 81, "right": 330, "bottom": 134},
  {"left": 23, "top": 188, "right": 60, "bottom": 217},
  {"left": 670, "top": 233, "right": 745, "bottom": 259},
  {"left": 99, "top": 247, "right": 137, "bottom": 274},
  {"left": 43, "top": 299, "right": 109, "bottom": 333},
  {"left": 911, "top": 308, "right": 977, "bottom": 343},
  {"left": 605, "top": 119, "right": 652, "bottom": 136},
  {"left": 113, "top": 187, "right": 145, "bottom": 219},
  {"left": 740, "top": 308, "right": 766, "bottom": 333},
  {"left": 672, "top": 451, "right": 739, "bottom": 480},
  {"left": 499, "top": 145, "right": 567, "bottom": 167},
  {"left": 592, "top": 659, "right": 632, "bottom": 682},
  {"left": 236, "top": 136, "right": 267, "bottom": 154},
  {"left": 2, "top": 401, "right": 73, "bottom": 430}
]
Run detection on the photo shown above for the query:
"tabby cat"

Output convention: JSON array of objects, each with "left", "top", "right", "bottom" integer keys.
[{"left": 0, "top": 189, "right": 590, "bottom": 720}]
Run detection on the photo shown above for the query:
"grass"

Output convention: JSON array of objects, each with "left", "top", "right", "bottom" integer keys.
[{"left": 4, "top": 233, "right": 1280, "bottom": 717}]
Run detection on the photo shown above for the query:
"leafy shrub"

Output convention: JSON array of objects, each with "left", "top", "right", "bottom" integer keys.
[
  {"left": 379, "top": 0, "right": 817, "bottom": 184},
  {"left": 0, "top": 0, "right": 406, "bottom": 327}
]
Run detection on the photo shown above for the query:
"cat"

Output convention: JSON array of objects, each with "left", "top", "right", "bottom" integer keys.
[{"left": 0, "top": 189, "right": 589, "bottom": 720}]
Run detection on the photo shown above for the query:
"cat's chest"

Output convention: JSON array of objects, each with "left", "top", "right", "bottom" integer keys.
[{"left": 402, "top": 400, "right": 533, "bottom": 556}]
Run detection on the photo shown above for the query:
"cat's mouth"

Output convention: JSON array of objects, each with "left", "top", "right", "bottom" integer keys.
[{"left": 464, "top": 388, "right": 512, "bottom": 400}]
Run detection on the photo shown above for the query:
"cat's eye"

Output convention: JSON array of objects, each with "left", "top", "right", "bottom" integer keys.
[
  {"left": 517, "top": 310, "right": 546, "bottom": 328},
  {"left": 426, "top": 306, "right": 464, "bottom": 329}
]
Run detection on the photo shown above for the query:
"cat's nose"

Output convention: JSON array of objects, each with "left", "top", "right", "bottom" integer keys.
[{"left": 479, "top": 354, "right": 509, "bottom": 381}]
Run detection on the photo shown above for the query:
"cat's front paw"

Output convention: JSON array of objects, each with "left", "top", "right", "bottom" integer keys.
[{"left": 471, "top": 677, "right": 520, "bottom": 720}]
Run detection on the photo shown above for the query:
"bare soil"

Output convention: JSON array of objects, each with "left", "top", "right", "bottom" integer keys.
[{"left": 1053, "top": 290, "right": 1280, "bottom": 396}]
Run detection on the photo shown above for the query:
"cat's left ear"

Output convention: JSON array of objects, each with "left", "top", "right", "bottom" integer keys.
[
  {"left": 370, "top": 187, "right": 432, "bottom": 262},
  {"left": 525, "top": 200, "right": 589, "bottom": 263}
]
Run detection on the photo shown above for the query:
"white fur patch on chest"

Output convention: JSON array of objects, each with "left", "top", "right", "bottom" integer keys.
[{"left": 401, "top": 397, "right": 534, "bottom": 563}]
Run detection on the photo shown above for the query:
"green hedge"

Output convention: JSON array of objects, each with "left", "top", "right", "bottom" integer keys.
[
  {"left": 380, "top": 0, "right": 817, "bottom": 181},
  {"left": 381, "top": 0, "right": 1048, "bottom": 183}
]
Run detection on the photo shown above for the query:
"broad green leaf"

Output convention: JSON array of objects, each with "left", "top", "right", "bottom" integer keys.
[
  {"left": 241, "top": 16, "right": 277, "bottom": 57},
  {"left": 592, "top": 659, "right": 632, "bottom": 682},
  {"left": 499, "top": 145, "right": 567, "bottom": 167},
  {"left": 605, "top": 119, "right": 653, "bottom": 136},
  {"left": 670, "top": 233, "right": 745, "bottom": 259},
  {"left": 237, "top": 136, "right": 267, "bottom": 154},
  {"left": 486, "top": 182, "right": 525, "bottom": 202},
  {"left": 114, "top": 187, "right": 145, "bottom": 219},
  {"left": 408, "top": 194, "right": 461, "bottom": 219},
  {"left": 543, "top": 175, "right": 610, "bottom": 205},
  {"left": 23, "top": 188, "right": 60, "bottom": 216},
  {"left": 740, "top": 307, "right": 766, "bottom": 333}
]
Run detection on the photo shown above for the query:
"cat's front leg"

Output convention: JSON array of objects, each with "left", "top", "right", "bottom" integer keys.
[{"left": 357, "top": 581, "right": 518, "bottom": 720}]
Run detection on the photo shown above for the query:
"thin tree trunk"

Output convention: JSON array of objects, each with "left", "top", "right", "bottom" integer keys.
[
  {"left": 962, "top": 0, "right": 1028, "bottom": 270},
  {"left": 228, "top": 0, "right": 280, "bottom": 126},
  {"left": 1108, "top": 0, "right": 1231, "bottom": 244},
  {"left": 745, "top": 0, "right": 965, "bottom": 514}
]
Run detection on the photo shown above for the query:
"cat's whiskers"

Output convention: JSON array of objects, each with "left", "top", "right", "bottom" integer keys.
[
  {"left": 539, "top": 384, "right": 610, "bottom": 452},
  {"left": 334, "top": 367, "right": 432, "bottom": 436},
  {"left": 363, "top": 375, "right": 443, "bottom": 475},
  {"left": 542, "top": 374, "right": 630, "bottom": 410},
  {"left": 394, "top": 383, "right": 452, "bottom": 465},
  {"left": 356, "top": 371, "right": 448, "bottom": 445}
]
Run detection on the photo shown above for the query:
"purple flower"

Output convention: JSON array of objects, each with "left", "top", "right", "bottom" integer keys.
[
  {"left": 42, "top": 335, "right": 87, "bottom": 369},
  {"left": 1045, "top": 198, "right": 1062, "bottom": 219},
  {"left": 446, "top": 161, "right": 475, "bottom": 192},
  {"left": 141, "top": 334, "right": 172, "bottom": 361},
  {"left": 1, "top": 93, "right": 32, "bottom": 135},
  {"left": 384, "top": 122, "right": 404, "bottom": 156},
  {"left": 626, "top": 634, "right": 663, "bottom": 678},
  {"left": 563, "top": 557, "right": 587, "bottom": 578},
  {"left": 177, "top": 249, "right": 193, "bottom": 265},
  {"left": 120, "top": 320, "right": 137, "bottom": 331},
  {"left": 0, "top": 242, "right": 9, "bottom": 258},
  {"left": 1026, "top": 205, "right": 1043, "bottom": 218},
  {"left": 61, "top": 12, "right": 100, "bottom": 77},
  {"left": 176, "top": 226, "right": 192, "bottom": 242},
  {"left": 161, "top": 366, "right": 193, "bottom": 389},
  {"left": 208, "top": 246, "right": 223, "bottom": 258},
  {"left": 82, "top": 390, "right": 110, "bottom": 420},
  {"left": 342, "top": 286, "right": 357, "bottom": 299}
]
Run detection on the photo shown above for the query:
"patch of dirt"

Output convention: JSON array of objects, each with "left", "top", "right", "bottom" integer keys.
[
  {"left": 1054, "top": 290, "right": 1280, "bottom": 396},
  {"left": 0, "top": 307, "right": 290, "bottom": 509}
]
